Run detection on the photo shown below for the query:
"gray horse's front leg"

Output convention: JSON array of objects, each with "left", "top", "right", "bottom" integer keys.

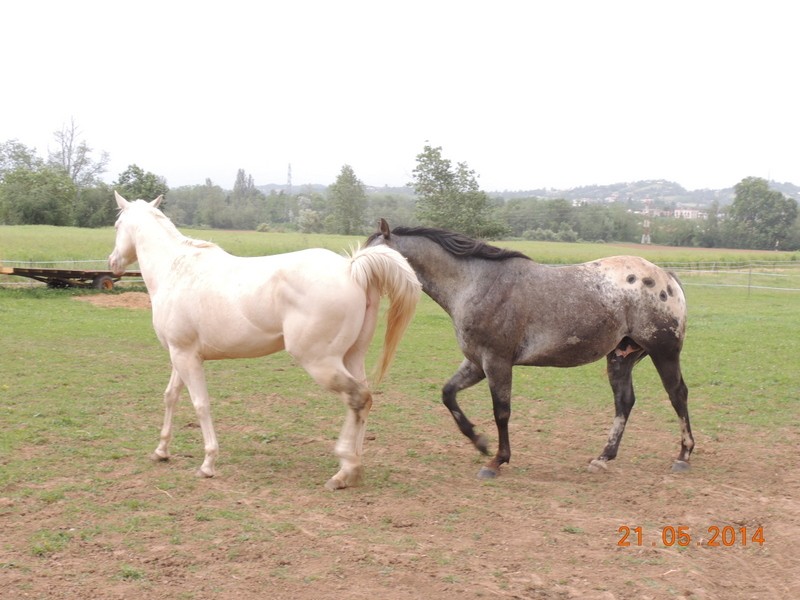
[
  {"left": 479, "top": 364, "right": 513, "bottom": 479},
  {"left": 442, "top": 359, "right": 489, "bottom": 457}
]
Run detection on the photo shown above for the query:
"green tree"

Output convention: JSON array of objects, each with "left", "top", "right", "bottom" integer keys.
[
  {"left": 1, "top": 139, "right": 42, "bottom": 178},
  {"left": 72, "top": 183, "right": 116, "bottom": 227},
  {"left": 365, "top": 193, "right": 418, "bottom": 229},
  {"left": 0, "top": 166, "right": 76, "bottom": 225},
  {"left": 297, "top": 208, "right": 324, "bottom": 233},
  {"left": 697, "top": 200, "right": 722, "bottom": 248},
  {"left": 228, "top": 169, "right": 267, "bottom": 229},
  {"left": 263, "top": 189, "right": 297, "bottom": 226},
  {"left": 196, "top": 184, "right": 231, "bottom": 229},
  {"left": 725, "top": 177, "right": 798, "bottom": 249},
  {"left": 166, "top": 179, "right": 225, "bottom": 226},
  {"left": 232, "top": 169, "right": 257, "bottom": 199},
  {"left": 409, "top": 145, "right": 505, "bottom": 237},
  {"left": 114, "top": 164, "right": 169, "bottom": 202},
  {"left": 48, "top": 119, "right": 109, "bottom": 188},
  {"left": 327, "top": 164, "right": 367, "bottom": 234}
]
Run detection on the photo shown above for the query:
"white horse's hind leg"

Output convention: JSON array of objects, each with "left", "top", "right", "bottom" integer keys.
[
  {"left": 301, "top": 360, "right": 372, "bottom": 490},
  {"left": 169, "top": 351, "right": 219, "bottom": 477},
  {"left": 342, "top": 337, "right": 373, "bottom": 485},
  {"left": 152, "top": 367, "right": 184, "bottom": 462},
  {"left": 329, "top": 382, "right": 372, "bottom": 491}
]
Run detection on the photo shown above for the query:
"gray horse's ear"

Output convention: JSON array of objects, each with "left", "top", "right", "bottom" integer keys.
[
  {"left": 379, "top": 218, "right": 391, "bottom": 239},
  {"left": 114, "top": 190, "right": 129, "bottom": 209},
  {"left": 151, "top": 195, "right": 164, "bottom": 208}
]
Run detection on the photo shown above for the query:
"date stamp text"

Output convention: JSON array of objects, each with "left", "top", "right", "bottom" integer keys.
[{"left": 618, "top": 525, "right": 765, "bottom": 548}]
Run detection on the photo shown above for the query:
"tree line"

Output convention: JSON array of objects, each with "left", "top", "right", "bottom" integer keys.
[{"left": 2, "top": 127, "right": 798, "bottom": 250}]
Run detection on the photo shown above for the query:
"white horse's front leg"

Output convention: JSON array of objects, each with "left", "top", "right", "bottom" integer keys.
[
  {"left": 170, "top": 351, "right": 219, "bottom": 477},
  {"left": 152, "top": 368, "right": 184, "bottom": 462}
]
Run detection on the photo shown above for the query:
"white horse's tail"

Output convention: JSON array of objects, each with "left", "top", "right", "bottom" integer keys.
[{"left": 348, "top": 245, "right": 422, "bottom": 384}]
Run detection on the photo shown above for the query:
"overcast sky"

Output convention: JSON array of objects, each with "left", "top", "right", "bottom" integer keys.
[{"left": 3, "top": 1, "right": 797, "bottom": 192}]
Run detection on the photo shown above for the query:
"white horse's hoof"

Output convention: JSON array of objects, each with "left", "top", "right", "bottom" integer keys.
[
  {"left": 325, "top": 467, "right": 362, "bottom": 490},
  {"left": 588, "top": 459, "right": 608, "bottom": 473},
  {"left": 150, "top": 451, "right": 169, "bottom": 463},
  {"left": 195, "top": 467, "right": 214, "bottom": 478},
  {"left": 324, "top": 477, "right": 347, "bottom": 491}
]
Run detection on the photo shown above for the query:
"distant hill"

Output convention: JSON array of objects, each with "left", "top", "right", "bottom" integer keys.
[
  {"left": 258, "top": 179, "right": 800, "bottom": 208},
  {"left": 257, "top": 183, "right": 415, "bottom": 196},
  {"left": 492, "top": 179, "right": 799, "bottom": 207}
]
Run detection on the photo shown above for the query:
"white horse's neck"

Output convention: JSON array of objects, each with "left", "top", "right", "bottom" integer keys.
[{"left": 131, "top": 208, "right": 195, "bottom": 296}]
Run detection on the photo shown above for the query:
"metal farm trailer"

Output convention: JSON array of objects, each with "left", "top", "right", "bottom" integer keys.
[{"left": 0, "top": 265, "right": 142, "bottom": 290}]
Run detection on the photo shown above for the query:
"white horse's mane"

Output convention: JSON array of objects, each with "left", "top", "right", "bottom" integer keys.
[
  {"left": 181, "top": 236, "right": 218, "bottom": 250},
  {"left": 139, "top": 202, "right": 219, "bottom": 250}
]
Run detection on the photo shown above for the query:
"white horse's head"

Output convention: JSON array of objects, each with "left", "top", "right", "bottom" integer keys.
[{"left": 108, "top": 191, "right": 163, "bottom": 275}]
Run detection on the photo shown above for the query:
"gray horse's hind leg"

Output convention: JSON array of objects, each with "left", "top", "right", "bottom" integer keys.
[
  {"left": 442, "top": 359, "right": 489, "bottom": 455},
  {"left": 650, "top": 353, "right": 693, "bottom": 472},
  {"left": 590, "top": 343, "right": 645, "bottom": 472}
]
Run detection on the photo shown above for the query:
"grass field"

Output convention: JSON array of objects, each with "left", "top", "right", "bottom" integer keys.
[
  {"left": 1, "top": 225, "right": 799, "bottom": 598},
  {"left": 3, "top": 223, "right": 799, "bottom": 265}
]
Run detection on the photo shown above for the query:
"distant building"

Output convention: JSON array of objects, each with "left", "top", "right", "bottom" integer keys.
[{"left": 673, "top": 208, "right": 707, "bottom": 220}]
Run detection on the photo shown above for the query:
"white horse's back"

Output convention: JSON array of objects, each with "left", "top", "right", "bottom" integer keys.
[{"left": 151, "top": 248, "right": 366, "bottom": 361}]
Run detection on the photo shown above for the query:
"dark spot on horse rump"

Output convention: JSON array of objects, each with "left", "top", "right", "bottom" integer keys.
[
  {"left": 642, "top": 277, "right": 655, "bottom": 287},
  {"left": 667, "top": 284, "right": 674, "bottom": 296},
  {"left": 659, "top": 290, "right": 668, "bottom": 301},
  {"left": 626, "top": 274, "right": 637, "bottom": 284}
]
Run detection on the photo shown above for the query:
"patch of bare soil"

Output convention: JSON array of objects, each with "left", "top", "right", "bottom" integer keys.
[
  {"left": 75, "top": 292, "right": 151, "bottom": 310},
  {"left": 2, "top": 397, "right": 798, "bottom": 599}
]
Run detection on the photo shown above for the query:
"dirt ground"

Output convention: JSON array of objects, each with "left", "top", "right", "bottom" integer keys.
[
  {"left": 2, "top": 293, "right": 798, "bottom": 599},
  {"left": 74, "top": 292, "right": 152, "bottom": 310}
]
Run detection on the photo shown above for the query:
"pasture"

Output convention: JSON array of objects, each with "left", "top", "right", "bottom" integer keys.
[{"left": 1, "top": 226, "right": 799, "bottom": 599}]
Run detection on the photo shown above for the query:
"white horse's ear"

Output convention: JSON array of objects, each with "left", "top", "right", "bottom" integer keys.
[
  {"left": 379, "top": 218, "right": 391, "bottom": 239},
  {"left": 114, "top": 190, "right": 129, "bottom": 209},
  {"left": 151, "top": 195, "right": 164, "bottom": 208}
]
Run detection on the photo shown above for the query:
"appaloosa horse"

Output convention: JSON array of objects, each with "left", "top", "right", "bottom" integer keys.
[
  {"left": 367, "top": 219, "right": 693, "bottom": 479},
  {"left": 109, "top": 194, "right": 421, "bottom": 490}
]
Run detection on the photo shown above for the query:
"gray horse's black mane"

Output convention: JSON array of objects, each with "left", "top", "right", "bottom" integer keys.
[{"left": 389, "top": 226, "right": 530, "bottom": 261}]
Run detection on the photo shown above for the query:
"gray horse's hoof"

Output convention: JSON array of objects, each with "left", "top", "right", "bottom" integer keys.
[
  {"left": 477, "top": 466, "right": 498, "bottom": 480},
  {"left": 587, "top": 458, "right": 608, "bottom": 473},
  {"left": 474, "top": 434, "right": 490, "bottom": 456},
  {"left": 671, "top": 460, "right": 691, "bottom": 473}
]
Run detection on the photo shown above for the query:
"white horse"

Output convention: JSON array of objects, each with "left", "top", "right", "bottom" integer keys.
[{"left": 109, "top": 192, "right": 421, "bottom": 490}]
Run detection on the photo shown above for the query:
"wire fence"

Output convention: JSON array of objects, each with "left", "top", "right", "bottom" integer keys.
[
  {"left": 2, "top": 259, "right": 799, "bottom": 292},
  {"left": 659, "top": 260, "right": 800, "bottom": 293},
  {"left": 2, "top": 259, "right": 112, "bottom": 270}
]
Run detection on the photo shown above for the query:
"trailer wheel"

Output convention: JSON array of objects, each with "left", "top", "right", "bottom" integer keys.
[{"left": 93, "top": 275, "right": 114, "bottom": 290}]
